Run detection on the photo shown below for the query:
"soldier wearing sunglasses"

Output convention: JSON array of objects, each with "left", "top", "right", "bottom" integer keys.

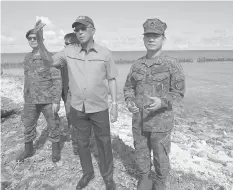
[
  {"left": 16, "top": 20, "right": 62, "bottom": 163},
  {"left": 124, "top": 18, "right": 186, "bottom": 190}
]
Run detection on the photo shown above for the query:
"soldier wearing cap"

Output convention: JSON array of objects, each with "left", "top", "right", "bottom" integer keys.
[
  {"left": 123, "top": 18, "right": 185, "bottom": 190},
  {"left": 41, "top": 16, "right": 118, "bottom": 190},
  {"left": 16, "top": 20, "right": 62, "bottom": 163}
]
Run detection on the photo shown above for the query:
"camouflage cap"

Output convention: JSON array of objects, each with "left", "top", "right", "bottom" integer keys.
[
  {"left": 143, "top": 18, "right": 167, "bottom": 35},
  {"left": 72, "top": 16, "right": 94, "bottom": 28},
  {"left": 25, "top": 29, "right": 36, "bottom": 39}
]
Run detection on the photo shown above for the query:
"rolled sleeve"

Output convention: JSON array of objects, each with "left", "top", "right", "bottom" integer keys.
[{"left": 105, "top": 51, "right": 118, "bottom": 80}]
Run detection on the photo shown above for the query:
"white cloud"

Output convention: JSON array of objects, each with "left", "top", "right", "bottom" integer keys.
[
  {"left": 36, "top": 16, "right": 55, "bottom": 28},
  {"left": 2, "top": 24, "right": 233, "bottom": 53},
  {"left": 59, "top": 30, "right": 66, "bottom": 36},
  {"left": 42, "top": 29, "right": 66, "bottom": 50},
  {"left": 95, "top": 30, "right": 145, "bottom": 51},
  {"left": 33, "top": 16, "right": 72, "bottom": 50},
  {"left": 164, "top": 29, "right": 233, "bottom": 50},
  {"left": 44, "top": 30, "right": 57, "bottom": 38},
  {"left": 1, "top": 35, "right": 15, "bottom": 44}
]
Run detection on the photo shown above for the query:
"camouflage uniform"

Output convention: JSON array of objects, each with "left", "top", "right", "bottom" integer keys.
[
  {"left": 22, "top": 52, "right": 62, "bottom": 143},
  {"left": 124, "top": 54, "right": 185, "bottom": 189}
]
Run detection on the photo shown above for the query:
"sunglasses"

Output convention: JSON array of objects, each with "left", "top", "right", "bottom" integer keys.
[
  {"left": 28, "top": 37, "right": 37, "bottom": 41},
  {"left": 73, "top": 26, "right": 92, "bottom": 32},
  {"left": 144, "top": 34, "right": 163, "bottom": 38},
  {"left": 65, "top": 42, "right": 73, "bottom": 45},
  {"left": 64, "top": 42, "right": 76, "bottom": 47}
]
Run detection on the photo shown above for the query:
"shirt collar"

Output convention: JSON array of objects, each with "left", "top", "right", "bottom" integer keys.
[
  {"left": 29, "top": 50, "right": 41, "bottom": 59},
  {"left": 140, "top": 53, "right": 164, "bottom": 67},
  {"left": 79, "top": 41, "right": 99, "bottom": 53}
]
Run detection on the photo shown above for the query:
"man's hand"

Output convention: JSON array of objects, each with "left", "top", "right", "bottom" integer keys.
[
  {"left": 110, "top": 104, "right": 118, "bottom": 123},
  {"left": 146, "top": 96, "right": 162, "bottom": 111},
  {"left": 32, "top": 19, "right": 53, "bottom": 63},
  {"left": 127, "top": 100, "right": 139, "bottom": 113},
  {"left": 52, "top": 103, "right": 60, "bottom": 115},
  {"left": 33, "top": 19, "right": 46, "bottom": 44}
]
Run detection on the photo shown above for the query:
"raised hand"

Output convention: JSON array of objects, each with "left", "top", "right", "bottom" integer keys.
[{"left": 33, "top": 19, "right": 46, "bottom": 44}]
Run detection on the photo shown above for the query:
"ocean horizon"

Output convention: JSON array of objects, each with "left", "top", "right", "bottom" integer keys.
[{"left": 1, "top": 50, "right": 233, "bottom": 63}]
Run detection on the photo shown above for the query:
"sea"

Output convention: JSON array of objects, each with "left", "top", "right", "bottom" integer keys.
[{"left": 1, "top": 50, "right": 233, "bottom": 100}]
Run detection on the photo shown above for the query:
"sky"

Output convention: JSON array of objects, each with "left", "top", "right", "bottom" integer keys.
[{"left": 1, "top": 0, "right": 233, "bottom": 53}]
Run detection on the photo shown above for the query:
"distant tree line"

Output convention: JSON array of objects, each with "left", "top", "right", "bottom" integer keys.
[
  {"left": 1, "top": 56, "right": 233, "bottom": 68},
  {"left": 1, "top": 62, "right": 23, "bottom": 68},
  {"left": 197, "top": 57, "right": 233, "bottom": 62},
  {"left": 116, "top": 57, "right": 233, "bottom": 64}
]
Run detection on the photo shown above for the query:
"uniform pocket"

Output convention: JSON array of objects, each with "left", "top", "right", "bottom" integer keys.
[
  {"left": 132, "top": 72, "right": 144, "bottom": 81},
  {"left": 151, "top": 72, "right": 169, "bottom": 82},
  {"left": 151, "top": 72, "right": 170, "bottom": 93},
  {"left": 132, "top": 67, "right": 145, "bottom": 81},
  {"left": 37, "top": 67, "right": 51, "bottom": 78}
]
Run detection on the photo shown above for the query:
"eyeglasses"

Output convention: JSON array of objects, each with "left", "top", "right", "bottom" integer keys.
[
  {"left": 64, "top": 42, "right": 76, "bottom": 47},
  {"left": 28, "top": 37, "right": 37, "bottom": 41},
  {"left": 144, "top": 34, "right": 163, "bottom": 39},
  {"left": 73, "top": 26, "right": 92, "bottom": 32},
  {"left": 65, "top": 42, "right": 74, "bottom": 46}
]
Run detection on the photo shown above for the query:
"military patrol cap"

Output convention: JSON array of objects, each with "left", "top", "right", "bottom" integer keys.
[
  {"left": 72, "top": 16, "right": 95, "bottom": 28},
  {"left": 143, "top": 18, "right": 167, "bottom": 35},
  {"left": 25, "top": 29, "right": 36, "bottom": 39}
]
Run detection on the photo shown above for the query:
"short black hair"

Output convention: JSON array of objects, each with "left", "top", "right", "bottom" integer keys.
[{"left": 64, "top": 33, "right": 79, "bottom": 44}]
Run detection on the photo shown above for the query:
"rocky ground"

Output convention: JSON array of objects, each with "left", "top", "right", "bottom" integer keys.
[{"left": 1, "top": 74, "right": 233, "bottom": 190}]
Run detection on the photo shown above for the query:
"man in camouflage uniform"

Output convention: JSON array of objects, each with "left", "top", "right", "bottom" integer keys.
[
  {"left": 16, "top": 20, "right": 62, "bottom": 163},
  {"left": 123, "top": 18, "right": 185, "bottom": 190}
]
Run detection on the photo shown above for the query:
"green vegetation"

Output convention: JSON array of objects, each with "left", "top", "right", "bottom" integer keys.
[
  {"left": 1, "top": 56, "right": 233, "bottom": 68},
  {"left": 1, "top": 62, "right": 23, "bottom": 68}
]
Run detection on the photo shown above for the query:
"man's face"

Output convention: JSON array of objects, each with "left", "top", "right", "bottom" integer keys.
[
  {"left": 27, "top": 34, "right": 38, "bottom": 49},
  {"left": 74, "top": 23, "right": 95, "bottom": 44},
  {"left": 143, "top": 33, "right": 165, "bottom": 51}
]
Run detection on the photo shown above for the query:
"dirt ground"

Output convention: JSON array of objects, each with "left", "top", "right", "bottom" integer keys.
[{"left": 1, "top": 74, "right": 233, "bottom": 190}]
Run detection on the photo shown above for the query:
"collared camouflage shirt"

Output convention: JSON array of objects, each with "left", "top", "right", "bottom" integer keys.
[
  {"left": 23, "top": 52, "right": 62, "bottom": 104},
  {"left": 123, "top": 54, "right": 185, "bottom": 132}
]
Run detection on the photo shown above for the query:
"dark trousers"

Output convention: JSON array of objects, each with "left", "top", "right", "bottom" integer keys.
[
  {"left": 70, "top": 107, "right": 114, "bottom": 181},
  {"left": 22, "top": 103, "right": 60, "bottom": 143}
]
